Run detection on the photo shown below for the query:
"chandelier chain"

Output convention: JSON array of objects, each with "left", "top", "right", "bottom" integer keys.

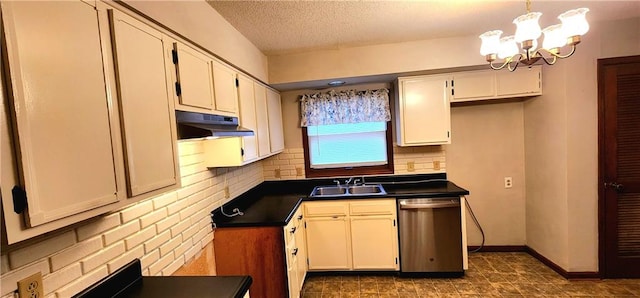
[{"left": 526, "top": 0, "right": 531, "bottom": 13}]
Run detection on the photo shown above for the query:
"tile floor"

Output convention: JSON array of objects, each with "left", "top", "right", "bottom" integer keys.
[{"left": 301, "top": 252, "right": 640, "bottom": 297}]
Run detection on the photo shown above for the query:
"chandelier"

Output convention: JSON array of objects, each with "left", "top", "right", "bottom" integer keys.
[{"left": 479, "top": 0, "right": 589, "bottom": 71}]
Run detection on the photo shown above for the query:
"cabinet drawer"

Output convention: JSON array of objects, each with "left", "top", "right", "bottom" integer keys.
[
  {"left": 305, "top": 202, "right": 348, "bottom": 217},
  {"left": 350, "top": 200, "right": 396, "bottom": 216}
]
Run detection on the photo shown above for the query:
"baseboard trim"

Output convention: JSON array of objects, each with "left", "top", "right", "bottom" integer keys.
[
  {"left": 525, "top": 246, "right": 600, "bottom": 279},
  {"left": 467, "top": 245, "right": 526, "bottom": 252}
]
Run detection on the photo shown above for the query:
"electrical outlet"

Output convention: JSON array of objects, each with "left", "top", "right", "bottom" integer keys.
[
  {"left": 296, "top": 167, "right": 303, "bottom": 176},
  {"left": 274, "top": 169, "right": 281, "bottom": 178},
  {"left": 407, "top": 161, "right": 415, "bottom": 172},
  {"left": 504, "top": 177, "right": 513, "bottom": 188},
  {"left": 17, "top": 272, "right": 43, "bottom": 298},
  {"left": 433, "top": 160, "right": 441, "bottom": 170},
  {"left": 224, "top": 186, "right": 230, "bottom": 199}
]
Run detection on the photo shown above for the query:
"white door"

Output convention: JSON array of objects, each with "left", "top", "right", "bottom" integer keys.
[
  {"left": 237, "top": 75, "right": 258, "bottom": 162},
  {"left": 174, "top": 42, "right": 214, "bottom": 110},
  {"left": 398, "top": 75, "right": 451, "bottom": 145},
  {"left": 254, "top": 84, "right": 271, "bottom": 157},
  {"left": 305, "top": 217, "right": 351, "bottom": 270},
  {"left": 350, "top": 216, "right": 399, "bottom": 269},
  {"left": 110, "top": 10, "right": 178, "bottom": 197},
  {"left": 212, "top": 60, "right": 238, "bottom": 115},
  {"left": 266, "top": 88, "right": 285, "bottom": 153},
  {"left": 2, "top": 1, "right": 122, "bottom": 226}
]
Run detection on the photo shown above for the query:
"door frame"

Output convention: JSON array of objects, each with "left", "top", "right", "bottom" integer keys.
[{"left": 597, "top": 55, "right": 640, "bottom": 278}]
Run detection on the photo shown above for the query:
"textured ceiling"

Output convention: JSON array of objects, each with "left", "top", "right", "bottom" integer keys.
[{"left": 207, "top": 0, "right": 640, "bottom": 56}]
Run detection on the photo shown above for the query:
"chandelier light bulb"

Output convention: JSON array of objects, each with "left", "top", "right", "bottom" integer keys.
[
  {"left": 513, "top": 12, "right": 543, "bottom": 43},
  {"left": 498, "top": 36, "right": 519, "bottom": 59},
  {"left": 479, "top": 30, "right": 503, "bottom": 56},
  {"left": 542, "top": 24, "right": 567, "bottom": 51},
  {"left": 559, "top": 8, "right": 590, "bottom": 38}
]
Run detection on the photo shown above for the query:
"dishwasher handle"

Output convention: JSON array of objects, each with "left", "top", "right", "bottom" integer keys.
[{"left": 399, "top": 200, "right": 460, "bottom": 209}]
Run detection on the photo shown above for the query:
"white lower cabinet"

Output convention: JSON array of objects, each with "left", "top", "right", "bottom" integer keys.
[
  {"left": 304, "top": 199, "right": 399, "bottom": 271},
  {"left": 284, "top": 207, "right": 307, "bottom": 298}
]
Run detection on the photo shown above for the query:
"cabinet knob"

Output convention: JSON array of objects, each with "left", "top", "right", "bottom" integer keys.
[
  {"left": 290, "top": 227, "right": 296, "bottom": 233},
  {"left": 292, "top": 248, "right": 299, "bottom": 256},
  {"left": 297, "top": 215, "right": 303, "bottom": 220}
]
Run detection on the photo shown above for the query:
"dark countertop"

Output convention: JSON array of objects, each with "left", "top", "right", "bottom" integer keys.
[
  {"left": 212, "top": 174, "right": 469, "bottom": 228},
  {"left": 74, "top": 259, "right": 251, "bottom": 298},
  {"left": 119, "top": 276, "right": 252, "bottom": 298}
]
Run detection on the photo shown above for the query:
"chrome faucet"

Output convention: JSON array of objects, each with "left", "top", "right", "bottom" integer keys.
[{"left": 345, "top": 177, "right": 354, "bottom": 185}]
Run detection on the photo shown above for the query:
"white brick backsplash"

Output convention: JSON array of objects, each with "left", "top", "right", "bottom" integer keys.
[
  {"left": 183, "top": 244, "right": 200, "bottom": 263},
  {"left": 148, "top": 252, "right": 174, "bottom": 276},
  {"left": 102, "top": 220, "right": 140, "bottom": 246},
  {"left": 159, "top": 236, "right": 182, "bottom": 257},
  {"left": 170, "top": 219, "right": 191, "bottom": 238},
  {"left": 155, "top": 213, "right": 180, "bottom": 233},
  {"left": 181, "top": 224, "right": 199, "bottom": 241},
  {"left": 106, "top": 246, "right": 144, "bottom": 274},
  {"left": 152, "top": 192, "right": 177, "bottom": 210},
  {"left": 0, "top": 260, "right": 49, "bottom": 296},
  {"left": 140, "top": 208, "right": 168, "bottom": 229},
  {"left": 144, "top": 230, "right": 172, "bottom": 254},
  {"left": 173, "top": 241, "right": 192, "bottom": 260},
  {"left": 76, "top": 213, "right": 121, "bottom": 241},
  {"left": 120, "top": 200, "right": 153, "bottom": 223},
  {"left": 81, "top": 242, "right": 125, "bottom": 274},
  {"left": 139, "top": 249, "right": 160, "bottom": 271},
  {"left": 50, "top": 236, "right": 102, "bottom": 271},
  {"left": 42, "top": 263, "right": 82, "bottom": 296},
  {"left": 124, "top": 226, "right": 156, "bottom": 250},
  {"left": 9, "top": 231, "right": 75, "bottom": 269},
  {"left": 55, "top": 266, "right": 108, "bottom": 298},
  {"left": 162, "top": 257, "right": 185, "bottom": 276},
  {"left": 201, "top": 232, "right": 214, "bottom": 248},
  {"left": 1, "top": 139, "right": 265, "bottom": 296}
]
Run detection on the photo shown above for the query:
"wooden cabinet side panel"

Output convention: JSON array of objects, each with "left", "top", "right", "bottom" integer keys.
[{"left": 214, "top": 227, "right": 287, "bottom": 298}]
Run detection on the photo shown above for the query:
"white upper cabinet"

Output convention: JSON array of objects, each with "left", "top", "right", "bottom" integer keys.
[
  {"left": 237, "top": 74, "right": 258, "bottom": 162},
  {"left": 1, "top": 1, "right": 124, "bottom": 228},
  {"left": 171, "top": 42, "right": 215, "bottom": 111},
  {"left": 109, "top": 9, "right": 179, "bottom": 197},
  {"left": 212, "top": 60, "right": 239, "bottom": 116},
  {"left": 266, "top": 88, "right": 285, "bottom": 154},
  {"left": 254, "top": 84, "right": 271, "bottom": 158},
  {"left": 451, "top": 66, "right": 542, "bottom": 102},
  {"left": 396, "top": 74, "right": 452, "bottom": 146}
]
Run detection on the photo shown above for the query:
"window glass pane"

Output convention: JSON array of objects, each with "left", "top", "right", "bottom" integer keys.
[{"left": 308, "top": 122, "right": 388, "bottom": 169}]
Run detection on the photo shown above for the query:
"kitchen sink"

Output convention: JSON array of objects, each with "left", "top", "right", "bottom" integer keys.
[{"left": 309, "top": 184, "right": 387, "bottom": 198}]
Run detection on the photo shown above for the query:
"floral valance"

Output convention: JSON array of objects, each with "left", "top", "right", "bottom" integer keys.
[{"left": 300, "top": 89, "right": 391, "bottom": 127}]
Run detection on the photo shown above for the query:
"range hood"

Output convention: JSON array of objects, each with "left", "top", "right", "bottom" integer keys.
[{"left": 176, "top": 110, "right": 254, "bottom": 139}]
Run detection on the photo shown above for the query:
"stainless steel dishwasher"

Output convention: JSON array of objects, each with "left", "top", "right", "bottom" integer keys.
[{"left": 397, "top": 197, "right": 463, "bottom": 274}]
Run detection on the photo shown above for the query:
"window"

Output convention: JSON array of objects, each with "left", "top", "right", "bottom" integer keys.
[
  {"left": 302, "top": 122, "right": 394, "bottom": 178},
  {"left": 300, "top": 88, "right": 393, "bottom": 178}
]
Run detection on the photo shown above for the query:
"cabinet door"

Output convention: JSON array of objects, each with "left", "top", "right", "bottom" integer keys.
[
  {"left": 305, "top": 217, "right": 351, "bottom": 270},
  {"left": 254, "top": 84, "right": 271, "bottom": 157},
  {"left": 496, "top": 65, "right": 542, "bottom": 97},
  {"left": 212, "top": 60, "right": 239, "bottom": 115},
  {"left": 173, "top": 42, "right": 214, "bottom": 110},
  {"left": 237, "top": 75, "right": 258, "bottom": 162},
  {"left": 2, "top": 1, "right": 122, "bottom": 226},
  {"left": 350, "top": 216, "right": 398, "bottom": 270},
  {"left": 397, "top": 75, "right": 451, "bottom": 146},
  {"left": 451, "top": 71, "right": 496, "bottom": 102},
  {"left": 110, "top": 10, "right": 178, "bottom": 197},
  {"left": 294, "top": 219, "right": 307, "bottom": 289},
  {"left": 266, "top": 88, "right": 285, "bottom": 153}
]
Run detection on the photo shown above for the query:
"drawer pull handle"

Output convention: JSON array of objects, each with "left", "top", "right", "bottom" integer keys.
[
  {"left": 290, "top": 227, "right": 296, "bottom": 233},
  {"left": 297, "top": 215, "right": 303, "bottom": 220},
  {"left": 292, "top": 248, "right": 299, "bottom": 256}
]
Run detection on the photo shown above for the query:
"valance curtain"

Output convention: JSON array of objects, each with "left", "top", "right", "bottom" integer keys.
[{"left": 300, "top": 89, "right": 391, "bottom": 127}]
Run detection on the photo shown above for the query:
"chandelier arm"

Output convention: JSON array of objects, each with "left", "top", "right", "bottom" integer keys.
[
  {"left": 538, "top": 53, "right": 558, "bottom": 66},
  {"left": 490, "top": 57, "right": 513, "bottom": 70},
  {"left": 508, "top": 55, "right": 523, "bottom": 72},
  {"left": 549, "top": 44, "right": 577, "bottom": 59}
]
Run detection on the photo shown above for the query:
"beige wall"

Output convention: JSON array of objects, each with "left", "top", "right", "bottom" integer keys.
[
  {"left": 268, "top": 35, "right": 483, "bottom": 85},
  {"left": 524, "top": 16, "right": 640, "bottom": 272},
  {"left": 123, "top": 0, "right": 268, "bottom": 82},
  {"left": 447, "top": 102, "right": 527, "bottom": 247}
]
